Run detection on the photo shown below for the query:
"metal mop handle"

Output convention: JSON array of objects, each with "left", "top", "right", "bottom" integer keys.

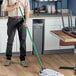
[{"left": 19, "top": 7, "right": 43, "bottom": 70}]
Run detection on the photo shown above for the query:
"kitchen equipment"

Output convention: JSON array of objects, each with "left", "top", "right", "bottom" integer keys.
[
  {"left": 39, "top": 7, "right": 46, "bottom": 13},
  {"left": 51, "top": 5, "right": 56, "bottom": 13},
  {"left": 46, "top": 5, "right": 51, "bottom": 13},
  {"left": 33, "top": 19, "right": 44, "bottom": 54}
]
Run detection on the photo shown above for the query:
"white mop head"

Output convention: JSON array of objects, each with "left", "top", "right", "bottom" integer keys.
[{"left": 40, "top": 69, "right": 64, "bottom": 76}]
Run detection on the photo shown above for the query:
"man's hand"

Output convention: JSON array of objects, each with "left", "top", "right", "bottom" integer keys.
[
  {"left": 23, "top": 22, "right": 28, "bottom": 27},
  {"left": 15, "top": 1, "right": 21, "bottom": 8},
  {"left": 6, "top": 1, "right": 21, "bottom": 11}
]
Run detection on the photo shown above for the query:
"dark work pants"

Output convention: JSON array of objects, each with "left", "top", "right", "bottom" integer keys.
[{"left": 6, "top": 17, "right": 27, "bottom": 61}]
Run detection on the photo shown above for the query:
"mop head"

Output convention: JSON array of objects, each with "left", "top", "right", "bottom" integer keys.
[{"left": 40, "top": 69, "right": 64, "bottom": 76}]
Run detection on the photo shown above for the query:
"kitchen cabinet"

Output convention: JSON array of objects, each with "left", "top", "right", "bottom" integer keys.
[
  {"left": 0, "top": 18, "right": 33, "bottom": 53},
  {"left": 26, "top": 19, "right": 33, "bottom": 52},
  {"left": 0, "top": 16, "right": 75, "bottom": 53},
  {"left": 44, "top": 17, "right": 75, "bottom": 51},
  {"left": 0, "top": 19, "right": 17, "bottom": 53},
  {"left": 0, "top": 19, "right": 8, "bottom": 53},
  {"left": 44, "top": 17, "right": 61, "bottom": 50},
  {"left": 0, "top": 26, "right": 7, "bottom": 53}
]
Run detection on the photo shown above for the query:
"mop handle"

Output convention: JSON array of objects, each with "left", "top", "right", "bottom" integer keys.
[{"left": 19, "top": 7, "right": 43, "bottom": 70}]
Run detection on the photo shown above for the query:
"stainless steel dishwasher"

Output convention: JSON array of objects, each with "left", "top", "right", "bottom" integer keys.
[{"left": 33, "top": 19, "right": 45, "bottom": 54}]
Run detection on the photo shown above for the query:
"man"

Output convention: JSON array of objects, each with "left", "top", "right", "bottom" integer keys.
[{"left": 1, "top": 0, "right": 30, "bottom": 67}]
